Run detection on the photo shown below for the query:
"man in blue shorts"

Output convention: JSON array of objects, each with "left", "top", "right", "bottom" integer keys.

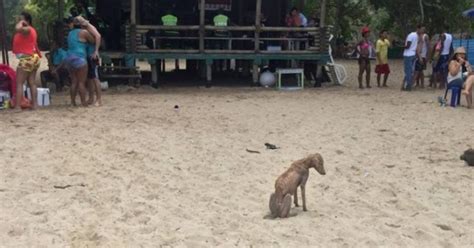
[{"left": 434, "top": 26, "right": 453, "bottom": 89}]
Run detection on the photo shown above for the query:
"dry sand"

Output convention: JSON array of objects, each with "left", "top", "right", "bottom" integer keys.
[{"left": 0, "top": 58, "right": 473, "bottom": 247}]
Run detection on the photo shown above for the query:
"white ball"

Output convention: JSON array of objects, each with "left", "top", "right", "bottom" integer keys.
[{"left": 260, "top": 71, "right": 276, "bottom": 87}]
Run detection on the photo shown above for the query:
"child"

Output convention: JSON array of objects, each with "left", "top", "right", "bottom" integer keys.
[
  {"left": 357, "top": 27, "right": 374, "bottom": 89},
  {"left": 375, "top": 30, "right": 391, "bottom": 87}
]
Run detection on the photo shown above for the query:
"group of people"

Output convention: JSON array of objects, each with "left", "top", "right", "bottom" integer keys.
[
  {"left": 11, "top": 12, "right": 103, "bottom": 111},
  {"left": 7, "top": 10, "right": 473, "bottom": 110},
  {"left": 355, "top": 24, "right": 473, "bottom": 108},
  {"left": 402, "top": 24, "right": 472, "bottom": 108}
]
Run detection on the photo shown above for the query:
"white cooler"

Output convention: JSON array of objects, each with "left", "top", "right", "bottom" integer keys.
[
  {"left": 0, "top": 90, "right": 10, "bottom": 101},
  {"left": 24, "top": 86, "right": 51, "bottom": 106}
]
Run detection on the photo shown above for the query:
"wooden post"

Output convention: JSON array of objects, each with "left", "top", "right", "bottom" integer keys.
[
  {"left": 253, "top": 0, "right": 262, "bottom": 83},
  {"left": 199, "top": 0, "right": 205, "bottom": 53},
  {"left": 0, "top": 0, "right": 8, "bottom": 65},
  {"left": 254, "top": 0, "right": 262, "bottom": 52},
  {"left": 131, "top": 0, "right": 136, "bottom": 25},
  {"left": 320, "top": 0, "right": 327, "bottom": 27},
  {"left": 129, "top": 0, "right": 137, "bottom": 53}
]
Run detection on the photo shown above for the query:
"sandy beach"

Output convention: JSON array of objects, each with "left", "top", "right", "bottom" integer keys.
[{"left": 0, "top": 58, "right": 473, "bottom": 247}]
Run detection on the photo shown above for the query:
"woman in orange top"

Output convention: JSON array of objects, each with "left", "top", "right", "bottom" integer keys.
[{"left": 12, "top": 12, "right": 41, "bottom": 110}]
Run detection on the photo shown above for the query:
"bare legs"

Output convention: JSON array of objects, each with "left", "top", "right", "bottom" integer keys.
[
  {"left": 87, "top": 78, "right": 102, "bottom": 106},
  {"left": 358, "top": 59, "right": 371, "bottom": 89},
  {"left": 414, "top": 71, "right": 425, "bottom": 88},
  {"left": 377, "top": 73, "right": 389, "bottom": 87},
  {"left": 28, "top": 69, "right": 38, "bottom": 109},
  {"left": 14, "top": 67, "right": 38, "bottom": 110},
  {"left": 462, "top": 75, "right": 474, "bottom": 108},
  {"left": 15, "top": 67, "right": 28, "bottom": 110},
  {"left": 70, "top": 65, "right": 88, "bottom": 107}
]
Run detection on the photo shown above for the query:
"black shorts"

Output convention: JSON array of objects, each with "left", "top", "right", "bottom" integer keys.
[
  {"left": 87, "top": 56, "right": 99, "bottom": 79},
  {"left": 415, "top": 58, "right": 427, "bottom": 72},
  {"left": 358, "top": 57, "right": 370, "bottom": 66}
]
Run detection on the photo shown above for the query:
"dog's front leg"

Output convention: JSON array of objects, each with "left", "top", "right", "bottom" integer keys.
[
  {"left": 301, "top": 185, "right": 307, "bottom": 211},
  {"left": 293, "top": 187, "right": 299, "bottom": 207},
  {"left": 301, "top": 176, "right": 309, "bottom": 211}
]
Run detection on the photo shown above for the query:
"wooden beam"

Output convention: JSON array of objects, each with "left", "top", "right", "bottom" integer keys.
[
  {"left": 129, "top": 0, "right": 137, "bottom": 52},
  {"left": 255, "top": 0, "right": 262, "bottom": 52},
  {"left": 131, "top": 0, "right": 136, "bottom": 25},
  {"left": 261, "top": 27, "right": 319, "bottom": 32},
  {"left": 137, "top": 25, "right": 200, "bottom": 30},
  {"left": 0, "top": 0, "right": 8, "bottom": 65},
  {"left": 199, "top": 0, "right": 205, "bottom": 52},
  {"left": 320, "top": 0, "right": 327, "bottom": 27}
]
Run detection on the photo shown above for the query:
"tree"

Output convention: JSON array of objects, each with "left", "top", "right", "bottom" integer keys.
[{"left": 369, "top": 0, "right": 473, "bottom": 37}]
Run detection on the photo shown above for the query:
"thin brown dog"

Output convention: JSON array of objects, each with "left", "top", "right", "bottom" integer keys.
[{"left": 269, "top": 153, "right": 326, "bottom": 218}]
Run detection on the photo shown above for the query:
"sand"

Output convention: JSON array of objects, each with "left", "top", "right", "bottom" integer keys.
[{"left": 0, "top": 58, "right": 473, "bottom": 247}]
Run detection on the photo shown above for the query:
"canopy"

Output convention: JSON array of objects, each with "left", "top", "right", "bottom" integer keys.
[{"left": 462, "top": 8, "right": 474, "bottom": 18}]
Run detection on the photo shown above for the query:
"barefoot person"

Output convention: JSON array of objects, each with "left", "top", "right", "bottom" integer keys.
[
  {"left": 61, "top": 17, "right": 94, "bottom": 106},
  {"left": 437, "top": 26, "right": 453, "bottom": 89},
  {"left": 357, "top": 27, "right": 374, "bottom": 89},
  {"left": 12, "top": 12, "right": 41, "bottom": 110},
  {"left": 402, "top": 24, "right": 424, "bottom": 91},
  {"left": 447, "top": 47, "right": 474, "bottom": 108},
  {"left": 375, "top": 30, "right": 390, "bottom": 87},
  {"left": 414, "top": 32, "right": 429, "bottom": 88},
  {"left": 74, "top": 16, "right": 102, "bottom": 106}
]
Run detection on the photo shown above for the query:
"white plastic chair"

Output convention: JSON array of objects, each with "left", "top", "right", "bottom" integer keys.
[{"left": 325, "top": 35, "right": 348, "bottom": 85}]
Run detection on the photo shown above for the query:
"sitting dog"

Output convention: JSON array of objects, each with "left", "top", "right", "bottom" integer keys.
[{"left": 269, "top": 153, "right": 326, "bottom": 218}]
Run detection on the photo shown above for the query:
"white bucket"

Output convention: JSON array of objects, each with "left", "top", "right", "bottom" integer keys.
[{"left": 100, "top": 81, "right": 109, "bottom": 90}]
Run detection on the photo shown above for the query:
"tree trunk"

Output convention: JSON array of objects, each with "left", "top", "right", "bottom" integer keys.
[{"left": 418, "top": 0, "right": 424, "bottom": 23}]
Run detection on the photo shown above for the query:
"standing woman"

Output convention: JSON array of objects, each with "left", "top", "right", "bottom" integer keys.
[
  {"left": 62, "top": 18, "right": 94, "bottom": 106},
  {"left": 357, "top": 27, "right": 374, "bottom": 89},
  {"left": 12, "top": 12, "right": 41, "bottom": 110}
]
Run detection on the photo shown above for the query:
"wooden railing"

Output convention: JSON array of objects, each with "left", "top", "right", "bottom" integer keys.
[{"left": 126, "top": 25, "right": 331, "bottom": 54}]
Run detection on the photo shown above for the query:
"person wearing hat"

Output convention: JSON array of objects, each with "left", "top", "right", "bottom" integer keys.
[
  {"left": 357, "top": 27, "right": 374, "bottom": 89},
  {"left": 447, "top": 46, "right": 474, "bottom": 108}
]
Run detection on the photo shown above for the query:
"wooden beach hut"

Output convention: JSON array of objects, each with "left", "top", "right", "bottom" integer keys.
[{"left": 60, "top": 0, "right": 332, "bottom": 87}]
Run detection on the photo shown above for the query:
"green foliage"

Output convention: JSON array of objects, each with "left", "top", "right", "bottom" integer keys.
[
  {"left": 368, "top": 0, "right": 473, "bottom": 39},
  {"left": 3, "top": 0, "right": 473, "bottom": 49},
  {"left": 3, "top": 0, "right": 73, "bottom": 49},
  {"left": 24, "top": 0, "right": 74, "bottom": 48}
]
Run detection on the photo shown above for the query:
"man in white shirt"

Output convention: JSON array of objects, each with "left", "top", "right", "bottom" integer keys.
[
  {"left": 402, "top": 24, "right": 425, "bottom": 91},
  {"left": 434, "top": 26, "right": 453, "bottom": 89}
]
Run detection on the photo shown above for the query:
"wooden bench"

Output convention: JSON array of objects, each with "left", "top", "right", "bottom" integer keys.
[{"left": 99, "top": 54, "right": 142, "bottom": 86}]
